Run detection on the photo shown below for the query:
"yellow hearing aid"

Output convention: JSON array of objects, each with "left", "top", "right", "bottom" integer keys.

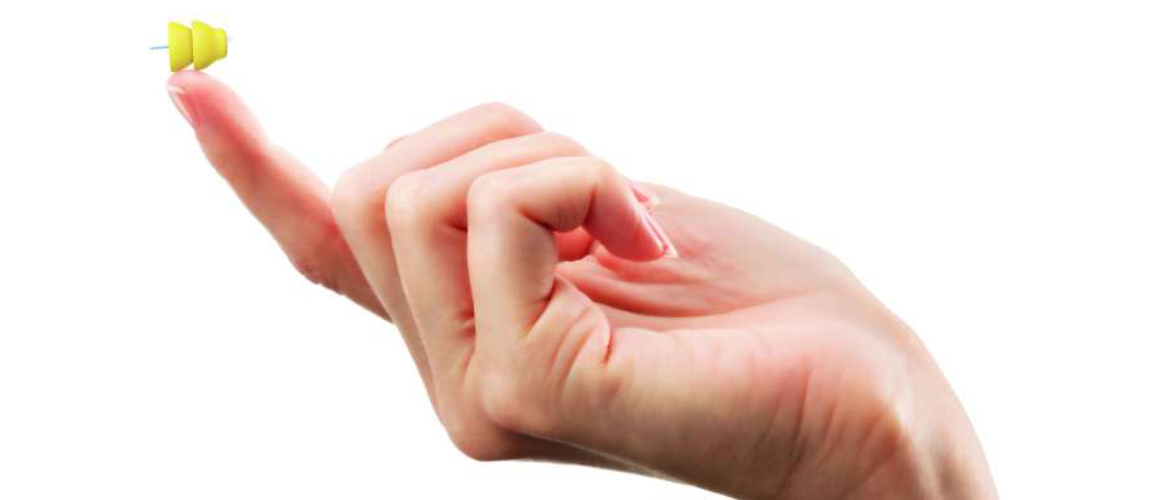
[{"left": 154, "top": 21, "right": 228, "bottom": 72}]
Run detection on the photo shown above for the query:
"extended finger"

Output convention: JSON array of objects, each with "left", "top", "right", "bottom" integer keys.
[{"left": 166, "top": 71, "right": 382, "bottom": 316}]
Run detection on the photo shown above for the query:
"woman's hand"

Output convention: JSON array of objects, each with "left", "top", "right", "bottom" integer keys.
[{"left": 167, "top": 71, "right": 997, "bottom": 500}]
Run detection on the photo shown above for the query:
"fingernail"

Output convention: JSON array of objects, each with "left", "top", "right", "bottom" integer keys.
[
  {"left": 167, "top": 85, "right": 197, "bottom": 128},
  {"left": 383, "top": 135, "right": 409, "bottom": 151},
  {"left": 642, "top": 211, "right": 679, "bottom": 258},
  {"left": 628, "top": 180, "right": 661, "bottom": 209}
]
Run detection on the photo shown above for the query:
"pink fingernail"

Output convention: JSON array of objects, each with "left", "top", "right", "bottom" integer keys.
[
  {"left": 167, "top": 85, "right": 197, "bottom": 128},
  {"left": 642, "top": 211, "right": 679, "bottom": 258},
  {"left": 628, "top": 180, "right": 661, "bottom": 209}
]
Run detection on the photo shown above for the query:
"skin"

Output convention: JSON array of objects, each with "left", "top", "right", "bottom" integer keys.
[{"left": 166, "top": 71, "right": 998, "bottom": 500}]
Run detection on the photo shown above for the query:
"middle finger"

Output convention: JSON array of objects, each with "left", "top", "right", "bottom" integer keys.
[{"left": 330, "top": 103, "right": 542, "bottom": 398}]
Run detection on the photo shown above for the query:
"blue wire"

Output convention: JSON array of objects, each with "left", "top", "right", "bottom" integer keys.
[{"left": 149, "top": 45, "right": 168, "bottom": 50}]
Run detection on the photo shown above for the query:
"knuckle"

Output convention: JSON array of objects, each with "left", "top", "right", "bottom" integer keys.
[
  {"left": 581, "top": 156, "right": 617, "bottom": 182},
  {"left": 440, "top": 415, "right": 508, "bottom": 462},
  {"left": 554, "top": 156, "right": 615, "bottom": 194},
  {"left": 533, "top": 131, "right": 587, "bottom": 154},
  {"left": 330, "top": 164, "right": 372, "bottom": 218},
  {"left": 471, "top": 102, "right": 537, "bottom": 134},
  {"left": 384, "top": 170, "right": 435, "bottom": 230},
  {"left": 287, "top": 238, "right": 347, "bottom": 295},
  {"left": 288, "top": 253, "right": 339, "bottom": 293},
  {"left": 479, "top": 373, "right": 531, "bottom": 434},
  {"left": 449, "top": 435, "right": 501, "bottom": 462},
  {"left": 475, "top": 368, "right": 559, "bottom": 440},
  {"left": 466, "top": 172, "right": 516, "bottom": 221}
]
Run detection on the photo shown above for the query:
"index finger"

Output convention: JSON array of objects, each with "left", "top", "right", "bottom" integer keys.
[{"left": 166, "top": 71, "right": 383, "bottom": 316}]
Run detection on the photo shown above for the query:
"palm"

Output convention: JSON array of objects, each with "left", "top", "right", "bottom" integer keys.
[
  {"left": 554, "top": 188, "right": 915, "bottom": 498},
  {"left": 559, "top": 187, "right": 854, "bottom": 324}
]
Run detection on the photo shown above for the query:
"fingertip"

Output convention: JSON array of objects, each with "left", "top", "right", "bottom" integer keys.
[
  {"left": 585, "top": 198, "right": 671, "bottom": 263},
  {"left": 644, "top": 212, "right": 679, "bottom": 258},
  {"left": 166, "top": 71, "right": 229, "bottom": 116},
  {"left": 632, "top": 210, "right": 677, "bottom": 260},
  {"left": 555, "top": 228, "right": 597, "bottom": 262},
  {"left": 166, "top": 69, "right": 206, "bottom": 88},
  {"left": 166, "top": 71, "right": 266, "bottom": 149},
  {"left": 167, "top": 70, "right": 238, "bottom": 100}
]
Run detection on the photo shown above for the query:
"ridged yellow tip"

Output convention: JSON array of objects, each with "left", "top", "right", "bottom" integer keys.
[
  {"left": 168, "top": 20, "right": 228, "bottom": 72},
  {"left": 167, "top": 22, "right": 192, "bottom": 72}
]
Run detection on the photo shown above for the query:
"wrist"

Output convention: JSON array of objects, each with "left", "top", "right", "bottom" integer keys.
[
  {"left": 848, "top": 349, "right": 998, "bottom": 500},
  {"left": 839, "top": 427, "right": 997, "bottom": 500},
  {"left": 757, "top": 363, "right": 996, "bottom": 500},
  {"left": 830, "top": 314, "right": 998, "bottom": 500}
]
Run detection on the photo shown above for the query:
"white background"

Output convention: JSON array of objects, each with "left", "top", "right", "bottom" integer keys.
[{"left": 1, "top": 1, "right": 1172, "bottom": 498}]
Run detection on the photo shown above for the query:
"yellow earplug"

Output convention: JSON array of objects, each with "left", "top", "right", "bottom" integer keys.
[{"left": 163, "top": 21, "right": 228, "bottom": 72}]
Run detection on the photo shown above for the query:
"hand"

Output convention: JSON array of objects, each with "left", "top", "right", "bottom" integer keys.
[{"left": 167, "top": 71, "right": 997, "bottom": 500}]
